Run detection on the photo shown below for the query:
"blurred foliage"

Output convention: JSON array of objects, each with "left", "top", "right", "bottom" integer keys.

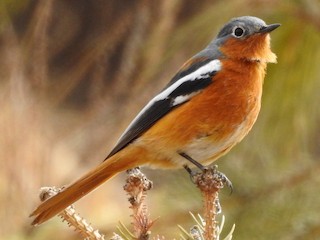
[{"left": 0, "top": 0, "right": 319, "bottom": 239}]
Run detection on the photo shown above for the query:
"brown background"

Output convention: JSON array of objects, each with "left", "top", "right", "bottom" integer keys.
[{"left": 1, "top": 0, "right": 320, "bottom": 239}]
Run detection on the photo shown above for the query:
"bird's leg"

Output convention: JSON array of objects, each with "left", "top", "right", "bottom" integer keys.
[
  {"left": 179, "top": 152, "right": 233, "bottom": 192},
  {"left": 179, "top": 152, "right": 207, "bottom": 171}
]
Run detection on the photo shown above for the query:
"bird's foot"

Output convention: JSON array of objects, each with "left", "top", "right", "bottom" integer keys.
[{"left": 183, "top": 164, "right": 233, "bottom": 194}]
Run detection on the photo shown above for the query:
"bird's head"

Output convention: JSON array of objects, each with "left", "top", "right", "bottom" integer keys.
[{"left": 214, "top": 16, "right": 280, "bottom": 63}]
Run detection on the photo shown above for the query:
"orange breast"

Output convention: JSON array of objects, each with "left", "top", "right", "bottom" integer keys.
[
  {"left": 137, "top": 59, "right": 266, "bottom": 168},
  {"left": 219, "top": 34, "right": 277, "bottom": 63}
]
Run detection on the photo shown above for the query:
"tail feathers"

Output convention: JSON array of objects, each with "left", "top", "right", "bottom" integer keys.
[{"left": 30, "top": 150, "right": 142, "bottom": 225}]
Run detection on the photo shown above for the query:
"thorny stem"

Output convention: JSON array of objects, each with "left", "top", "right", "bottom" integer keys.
[
  {"left": 38, "top": 187, "right": 105, "bottom": 240},
  {"left": 123, "top": 167, "right": 153, "bottom": 240},
  {"left": 185, "top": 165, "right": 231, "bottom": 240}
]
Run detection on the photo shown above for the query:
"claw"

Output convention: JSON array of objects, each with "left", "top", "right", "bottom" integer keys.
[{"left": 215, "top": 170, "right": 233, "bottom": 194}]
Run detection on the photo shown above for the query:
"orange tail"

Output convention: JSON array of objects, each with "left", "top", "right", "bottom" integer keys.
[{"left": 30, "top": 147, "right": 144, "bottom": 225}]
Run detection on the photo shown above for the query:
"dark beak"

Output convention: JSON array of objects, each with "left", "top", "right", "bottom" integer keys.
[{"left": 258, "top": 23, "right": 281, "bottom": 33}]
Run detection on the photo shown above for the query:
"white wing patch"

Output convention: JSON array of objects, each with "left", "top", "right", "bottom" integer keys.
[
  {"left": 172, "top": 91, "right": 199, "bottom": 106},
  {"left": 155, "top": 59, "right": 221, "bottom": 102}
]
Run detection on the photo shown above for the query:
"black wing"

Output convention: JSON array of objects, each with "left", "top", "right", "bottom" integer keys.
[{"left": 105, "top": 57, "right": 220, "bottom": 159}]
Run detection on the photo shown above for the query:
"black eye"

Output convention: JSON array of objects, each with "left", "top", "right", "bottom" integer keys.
[{"left": 233, "top": 27, "right": 245, "bottom": 38}]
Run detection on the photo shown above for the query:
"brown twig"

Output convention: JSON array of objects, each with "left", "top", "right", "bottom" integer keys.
[
  {"left": 38, "top": 187, "right": 105, "bottom": 240},
  {"left": 185, "top": 165, "right": 231, "bottom": 240},
  {"left": 123, "top": 167, "right": 154, "bottom": 240}
]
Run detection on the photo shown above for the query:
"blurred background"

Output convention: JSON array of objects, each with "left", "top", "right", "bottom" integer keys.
[{"left": 0, "top": 0, "right": 319, "bottom": 239}]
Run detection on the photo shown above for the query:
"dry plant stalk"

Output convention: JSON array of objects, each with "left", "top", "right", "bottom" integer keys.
[
  {"left": 186, "top": 165, "right": 232, "bottom": 240},
  {"left": 123, "top": 167, "right": 154, "bottom": 240},
  {"left": 38, "top": 187, "right": 105, "bottom": 240}
]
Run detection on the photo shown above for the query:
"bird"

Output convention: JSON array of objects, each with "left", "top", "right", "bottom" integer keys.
[{"left": 30, "top": 16, "right": 280, "bottom": 225}]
